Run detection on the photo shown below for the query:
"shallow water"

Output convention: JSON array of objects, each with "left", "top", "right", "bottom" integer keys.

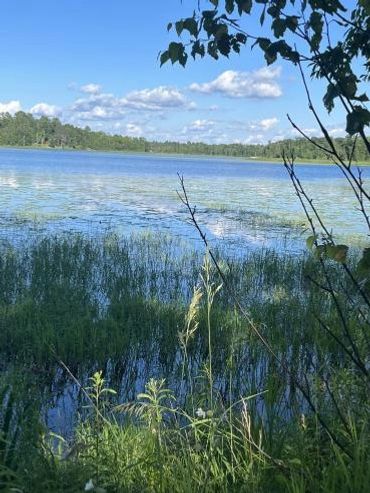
[
  {"left": 0, "top": 148, "right": 368, "bottom": 251},
  {"left": 1, "top": 148, "right": 368, "bottom": 436}
]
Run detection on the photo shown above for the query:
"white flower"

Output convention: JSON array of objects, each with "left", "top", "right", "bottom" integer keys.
[
  {"left": 85, "top": 479, "right": 94, "bottom": 491},
  {"left": 196, "top": 407, "right": 206, "bottom": 419}
]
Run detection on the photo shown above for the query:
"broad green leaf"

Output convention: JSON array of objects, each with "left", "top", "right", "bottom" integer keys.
[
  {"left": 346, "top": 107, "right": 370, "bottom": 135},
  {"left": 306, "top": 235, "right": 318, "bottom": 250},
  {"left": 272, "top": 18, "right": 287, "bottom": 38},
  {"left": 225, "top": 0, "right": 235, "bottom": 14},
  {"left": 160, "top": 50, "right": 170, "bottom": 66},
  {"left": 183, "top": 18, "right": 198, "bottom": 37},
  {"left": 191, "top": 40, "right": 206, "bottom": 59},
  {"left": 235, "top": 32, "right": 247, "bottom": 44},
  {"left": 286, "top": 15, "right": 299, "bottom": 32},
  {"left": 237, "top": 0, "right": 252, "bottom": 14},
  {"left": 175, "top": 20, "right": 184, "bottom": 36},
  {"left": 323, "top": 83, "right": 340, "bottom": 113},
  {"left": 325, "top": 244, "right": 348, "bottom": 263},
  {"left": 309, "top": 11, "right": 323, "bottom": 50}
]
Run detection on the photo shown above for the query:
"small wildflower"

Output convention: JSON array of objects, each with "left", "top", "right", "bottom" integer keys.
[
  {"left": 85, "top": 479, "right": 94, "bottom": 491},
  {"left": 196, "top": 407, "right": 206, "bottom": 419},
  {"left": 300, "top": 413, "right": 307, "bottom": 431}
]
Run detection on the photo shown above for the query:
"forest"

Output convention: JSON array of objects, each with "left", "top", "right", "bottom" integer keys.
[{"left": 0, "top": 110, "right": 369, "bottom": 162}]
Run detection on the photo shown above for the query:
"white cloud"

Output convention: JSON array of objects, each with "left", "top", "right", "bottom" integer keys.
[
  {"left": 187, "top": 119, "right": 215, "bottom": 131},
  {"left": 245, "top": 134, "right": 265, "bottom": 144},
  {"left": 70, "top": 86, "right": 192, "bottom": 121},
  {"left": 189, "top": 67, "right": 282, "bottom": 99},
  {"left": 124, "top": 123, "right": 143, "bottom": 137},
  {"left": 80, "top": 83, "right": 102, "bottom": 95},
  {"left": 180, "top": 119, "right": 232, "bottom": 144},
  {"left": 270, "top": 133, "right": 287, "bottom": 143},
  {"left": 291, "top": 125, "right": 346, "bottom": 139},
  {"left": 70, "top": 93, "right": 126, "bottom": 120},
  {"left": 252, "top": 66, "right": 282, "bottom": 80},
  {"left": 30, "top": 102, "right": 61, "bottom": 117},
  {"left": 328, "top": 127, "right": 346, "bottom": 138},
  {"left": 291, "top": 127, "right": 319, "bottom": 138},
  {"left": 249, "top": 117, "right": 279, "bottom": 131},
  {"left": 0, "top": 100, "right": 21, "bottom": 115},
  {"left": 125, "top": 86, "right": 189, "bottom": 110}
]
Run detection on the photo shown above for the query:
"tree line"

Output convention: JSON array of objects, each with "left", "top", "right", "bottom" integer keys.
[{"left": 0, "top": 111, "right": 369, "bottom": 162}]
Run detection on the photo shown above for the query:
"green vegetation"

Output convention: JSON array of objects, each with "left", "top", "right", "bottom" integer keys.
[
  {"left": 1, "top": 1, "right": 369, "bottom": 491},
  {"left": 1, "top": 111, "right": 369, "bottom": 162},
  {"left": 163, "top": 1, "right": 370, "bottom": 143},
  {"left": 0, "top": 233, "right": 368, "bottom": 492}
]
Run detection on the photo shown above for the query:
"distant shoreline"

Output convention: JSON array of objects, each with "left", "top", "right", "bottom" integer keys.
[{"left": 0, "top": 144, "right": 369, "bottom": 166}]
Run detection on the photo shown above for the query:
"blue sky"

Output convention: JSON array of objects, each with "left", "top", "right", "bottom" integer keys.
[{"left": 0, "top": 0, "right": 348, "bottom": 144}]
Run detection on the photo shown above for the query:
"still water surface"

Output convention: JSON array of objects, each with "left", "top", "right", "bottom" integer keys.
[
  {"left": 1, "top": 147, "right": 368, "bottom": 435},
  {"left": 0, "top": 147, "right": 368, "bottom": 250}
]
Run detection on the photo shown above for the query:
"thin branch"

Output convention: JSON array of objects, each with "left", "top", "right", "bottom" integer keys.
[{"left": 177, "top": 173, "right": 353, "bottom": 457}]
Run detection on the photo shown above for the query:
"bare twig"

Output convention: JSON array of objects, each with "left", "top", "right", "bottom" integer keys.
[{"left": 177, "top": 173, "right": 353, "bottom": 457}]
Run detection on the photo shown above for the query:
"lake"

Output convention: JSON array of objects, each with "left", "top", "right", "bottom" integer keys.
[
  {"left": 0, "top": 147, "right": 368, "bottom": 438},
  {"left": 0, "top": 148, "right": 368, "bottom": 251}
]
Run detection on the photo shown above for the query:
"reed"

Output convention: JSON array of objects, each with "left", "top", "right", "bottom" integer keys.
[{"left": 0, "top": 232, "right": 368, "bottom": 491}]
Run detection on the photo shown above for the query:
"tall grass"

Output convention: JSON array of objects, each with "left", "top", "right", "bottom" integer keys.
[{"left": 0, "top": 232, "right": 368, "bottom": 491}]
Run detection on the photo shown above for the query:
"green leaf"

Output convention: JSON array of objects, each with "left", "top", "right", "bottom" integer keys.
[
  {"left": 217, "top": 33, "right": 231, "bottom": 56},
  {"left": 101, "top": 388, "right": 117, "bottom": 395},
  {"left": 236, "top": 0, "right": 252, "bottom": 14},
  {"left": 260, "top": 5, "right": 266, "bottom": 25},
  {"left": 272, "top": 18, "right": 287, "bottom": 38},
  {"left": 360, "top": 0, "right": 370, "bottom": 15},
  {"left": 342, "top": 77, "right": 357, "bottom": 99},
  {"left": 235, "top": 32, "right": 247, "bottom": 44},
  {"left": 160, "top": 50, "right": 170, "bottom": 66},
  {"left": 354, "top": 93, "right": 369, "bottom": 103},
  {"left": 183, "top": 18, "right": 198, "bottom": 37},
  {"left": 175, "top": 20, "right": 184, "bottom": 36},
  {"left": 257, "top": 37, "right": 270, "bottom": 51},
  {"left": 225, "top": 0, "right": 235, "bottom": 14},
  {"left": 168, "top": 42, "right": 180, "bottom": 63},
  {"left": 306, "top": 235, "right": 318, "bottom": 250},
  {"left": 323, "top": 83, "right": 340, "bottom": 113},
  {"left": 346, "top": 106, "right": 370, "bottom": 135},
  {"left": 325, "top": 244, "right": 348, "bottom": 263},
  {"left": 309, "top": 11, "right": 323, "bottom": 50},
  {"left": 286, "top": 15, "right": 299, "bottom": 32},
  {"left": 207, "top": 40, "right": 219, "bottom": 59},
  {"left": 215, "top": 24, "right": 228, "bottom": 39},
  {"left": 267, "top": 5, "right": 280, "bottom": 17},
  {"left": 168, "top": 42, "right": 187, "bottom": 66},
  {"left": 309, "top": 0, "right": 345, "bottom": 14},
  {"left": 191, "top": 40, "right": 205, "bottom": 59}
]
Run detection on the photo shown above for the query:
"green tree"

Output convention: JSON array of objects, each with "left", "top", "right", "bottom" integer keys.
[
  {"left": 162, "top": 0, "right": 370, "bottom": 148},
  {"left": 164, "top": 0, "right": 370, "bottom": 470}
]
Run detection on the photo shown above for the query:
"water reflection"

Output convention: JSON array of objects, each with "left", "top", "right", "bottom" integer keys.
[{"left": 0, "top": 149, "right": 368, "bottom": 252}]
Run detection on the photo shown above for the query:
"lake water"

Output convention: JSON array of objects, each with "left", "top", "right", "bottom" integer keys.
[
  {"left": 0, "top": 148, "right": 368, "bottom": 250},
  {"left": 1, "top": 147, "right": 368, "bottom": 437}
]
